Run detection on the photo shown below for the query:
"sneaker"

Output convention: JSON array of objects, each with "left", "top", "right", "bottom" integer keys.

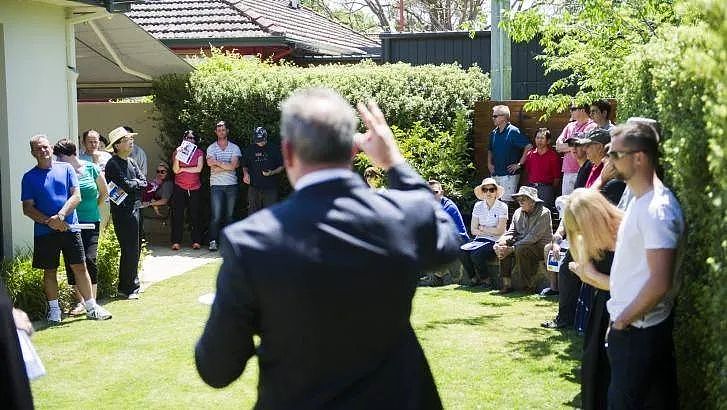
[
  {"left": 47, "top": 308, "right": 62, "bottom": 325},
  {"left": 539, "top": 287, "right": 559, "bottom": 297},
  {"left": 541, "top": 319, "right": 568, "bottom": 329},
  {"left": 191, "top": 243, "right": 201, "bottom": 250},
  {"left": 86, "top": 305, "right": 112, "bottom": 320},
  {"left": 208, "top": 240, "right": 218, "bottom": 251},
  {"left": 418, "top": 275, "right": 444, "bottom": 287},
  {"left": 69, "top": 302, "right": 86, "bottom": 316},
  {"left": 127, "top": 292, "right": 140, "bottom": 300},
  {"left": 117, "top": 291, "right": 140, "bottom": 300}
]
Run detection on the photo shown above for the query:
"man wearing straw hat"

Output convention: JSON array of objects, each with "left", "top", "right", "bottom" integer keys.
[
  {"left": 460, "top": 178, "right": 509, "bottom": 287},
  {"left": 493, "top": 186, "right": 552, "bottom": 293},
  {"left": 104, "top": 126, "right": 147, "bottom": 300}
]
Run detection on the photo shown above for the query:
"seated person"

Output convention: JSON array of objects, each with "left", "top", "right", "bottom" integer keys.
[
  {"left": 460, "top": 178, "right": 508, "bottom": 287},
  {"left": 142, "top": 162, "right": 173, "bottom": 218},
  {"left": 493, "top": 186, "right": 552, "bottom": 294},
  {"left": 419, "top": 180, "right": 468, "bottom": 286},
  {"left": 523, "top": 128, "right": 561, "bottom": 210}
]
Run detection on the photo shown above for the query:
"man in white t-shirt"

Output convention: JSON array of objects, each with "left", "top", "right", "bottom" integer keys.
[
  {"left": 206, "top": 121, "right": 242, "bottom": 251},
  {"left": 606, "top": 121, "right": 684, "bottom": 409}
]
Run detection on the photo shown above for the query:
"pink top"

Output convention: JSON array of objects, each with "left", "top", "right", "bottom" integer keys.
[
  {"left": 557, "top": 120, "right": 597, "bottom": 173},
  {"left": 174, "top": 149, "right": 203, "bottom": 190}
]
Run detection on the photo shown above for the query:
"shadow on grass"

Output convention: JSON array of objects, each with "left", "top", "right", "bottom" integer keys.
[
  {"left": 417, "top": 314, "right": 502, "bottom": 331},
  {"left": 478, "top": 299, "right": 512, "bottom": 308}
]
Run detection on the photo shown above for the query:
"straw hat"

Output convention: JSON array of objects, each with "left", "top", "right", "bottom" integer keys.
[
  {"left": 511, "top": 186, "right": 543, "bottom": 203},
  {"left": 474, "top": 178, "right": 504, "bottom": 200},
  {"left": 105, "top": 126, "right": 137, "bottom": 152}
]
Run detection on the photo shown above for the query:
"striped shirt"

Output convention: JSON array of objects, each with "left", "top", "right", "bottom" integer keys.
[{"left": 207, "top": 140, "right": 241, "bottom": 186}]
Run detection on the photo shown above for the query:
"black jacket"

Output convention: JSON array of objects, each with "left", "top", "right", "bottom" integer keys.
[
  {"left": 195, "top": 164, "right": 459, "bottom": 409},
  {"left": 0, "top": 279, "right": 33, "bottom": 410}
]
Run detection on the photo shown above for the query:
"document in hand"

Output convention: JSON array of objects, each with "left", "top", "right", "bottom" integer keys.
[
  {"left": 107, "top": 181, "right": 128, "bottom": 205},
  {"left": 176, "top": 140, "right": 197, "bottom": 164}
]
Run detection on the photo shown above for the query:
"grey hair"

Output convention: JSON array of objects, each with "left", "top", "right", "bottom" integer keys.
[
  {"left": 29, "top": 134, "right": 48, "bottom": 150},
  {"left": 279, "top": 87, "right": 357, "bottom": 164},
  {"left": 492, "top": 105, "right": 511, "bottom": 119}
]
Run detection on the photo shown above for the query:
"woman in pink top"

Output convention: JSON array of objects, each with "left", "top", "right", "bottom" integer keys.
[
  {"left": 555, "top": 103, "right": 597, "bottom": 195},
  {"left": 171, "top": 130, "right": 204, "bottom": 250}
]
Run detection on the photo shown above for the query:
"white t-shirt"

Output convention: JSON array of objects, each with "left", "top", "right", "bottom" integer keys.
[
  {"left": 608, "top": 184, "right": 684, "bottom": 328},
  {"left": 471, "top": 199, "right": 509, "bottom": 241},
  {"left": 207, "top": 141, "right": 242, "bottom": 186}
]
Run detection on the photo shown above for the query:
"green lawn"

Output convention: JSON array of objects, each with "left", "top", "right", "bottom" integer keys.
[{"left": 30, "top": 262, "right": 582, "bottom": 409}]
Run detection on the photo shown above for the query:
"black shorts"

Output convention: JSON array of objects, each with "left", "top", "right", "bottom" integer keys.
[{"left": 32, "top": 231, "right": 85, "bottom": 270}]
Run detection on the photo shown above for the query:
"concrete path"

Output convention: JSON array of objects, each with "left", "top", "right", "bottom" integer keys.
[{"left": 139, "top": 244, "right": 220, "bottom": 290}]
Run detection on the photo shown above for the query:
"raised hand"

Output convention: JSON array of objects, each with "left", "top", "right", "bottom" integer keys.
[{"left": 355, "top": 101, "right": 404, "bottom": 171}]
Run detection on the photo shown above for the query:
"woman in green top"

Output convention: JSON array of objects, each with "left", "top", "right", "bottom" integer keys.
[{"left": 54, "top": 139, "right": 109, "bottom": 315}]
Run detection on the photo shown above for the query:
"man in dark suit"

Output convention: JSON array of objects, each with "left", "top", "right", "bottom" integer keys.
[{"left": 195, "top": 88, "right": 460, "bottom": 409}]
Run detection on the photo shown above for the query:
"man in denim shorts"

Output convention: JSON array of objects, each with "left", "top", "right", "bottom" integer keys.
[{"left": 21, "top": 135, "right": 111, "bottom": 324}]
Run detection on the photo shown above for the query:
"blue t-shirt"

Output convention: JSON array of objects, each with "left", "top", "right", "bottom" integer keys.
[
  {"left": 21, "top": 162, "right": 79, "bottom": 237},
  {"left": 440, "top": 196, "right": 470, "bottom": 242},
  {"left": 489, "top": 123, "right": 530, "bottom": 176}
]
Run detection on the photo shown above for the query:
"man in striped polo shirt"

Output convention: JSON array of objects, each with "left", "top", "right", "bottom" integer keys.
[{"left": 206, "top": 121, "right": 242, "bottom": 251}]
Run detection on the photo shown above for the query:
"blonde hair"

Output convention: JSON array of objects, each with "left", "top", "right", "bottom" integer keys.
[
  {"left": 563, "top": 188, "right": 623, "bottom": 267},
  {"left": 492, "top": 105, "right": 511, "bottom": 119}
]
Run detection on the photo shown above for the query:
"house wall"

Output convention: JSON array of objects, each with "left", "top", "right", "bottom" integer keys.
[
  {"left": 0, "top": 2, "right": 72, "bottom": 257},
  {"left": 78, "top": 102, "right": 165, "bottom": 180}
]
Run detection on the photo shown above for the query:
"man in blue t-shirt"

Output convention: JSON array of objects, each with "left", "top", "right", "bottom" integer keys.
[
  {"left": 242, "top": 127, "right": 284, "bottom": 216},
  {"left": 21, "top": 135, "right": 111, "bottom": 324},
  {"left": 487, "top": 105, "right": 532, "bottom": 202}
]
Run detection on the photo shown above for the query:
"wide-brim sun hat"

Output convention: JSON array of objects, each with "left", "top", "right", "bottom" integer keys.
[
  {"left": 474, "top": 177, "right": 504, "bottom": 200},
  {"left": 511, "top": 185, "right": 543, "bottom": 203},
  {"left": 106, "top": 126, "right": 137, "bottom": 152}
]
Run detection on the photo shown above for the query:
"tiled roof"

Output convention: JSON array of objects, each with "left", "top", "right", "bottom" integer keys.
[
  {"left": 126, "top": 0, "right": 381, "bottom": 56},
  {"left": 127, "top": 0, "right": 273, "bottom": 40}
]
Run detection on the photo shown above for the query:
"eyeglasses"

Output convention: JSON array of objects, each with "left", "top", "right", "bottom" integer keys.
[
  {"left": 156, "top": 169, "right": 167, "bottom": 174},
  {"left": 608, "top": 150, "right": 641, "bottom": 160},
  {"left": 516, "top": 197, "right": 530, "bottom": 204},
  {"left": 482, "top": 187, "right": 497, "bottom": 193}
]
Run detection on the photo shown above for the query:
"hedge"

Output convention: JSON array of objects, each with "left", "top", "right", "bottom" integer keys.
[
  {"left": 615, "top": 1, "right": 726, "bottom": 407},
  {"left": 152, "top": 51, "right": 489, "bottom": 207}
]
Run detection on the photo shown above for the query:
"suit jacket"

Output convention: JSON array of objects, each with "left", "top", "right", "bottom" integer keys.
[{"left": 195, "top": 164, "right": 460, "bottom": 409}]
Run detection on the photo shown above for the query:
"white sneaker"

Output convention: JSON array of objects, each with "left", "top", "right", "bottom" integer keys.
[
  {"left": 86, "top": 304, "right": 112, "bottom": 320},
  {"left": 209, "top": 240, "right": 218, "bottom": 251},
  {"left": 47, "top": 308, "right": 62, "bottom": 324}
]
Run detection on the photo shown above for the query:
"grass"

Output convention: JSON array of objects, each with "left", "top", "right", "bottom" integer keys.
[{"left": 30, "top": 262, "right": 582, "bottom": 409}]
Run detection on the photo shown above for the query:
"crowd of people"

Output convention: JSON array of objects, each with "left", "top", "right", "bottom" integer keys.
[
  {"left": 3, "top": 90, "right": 684, "bottom": 409},
  {"left": 418, "top": 102, "right": 684, "bottom": 409}
]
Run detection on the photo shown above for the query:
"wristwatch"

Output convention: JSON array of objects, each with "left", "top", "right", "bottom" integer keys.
[{"left": 57, "top": 211, "right": 66, "bottom": 220}]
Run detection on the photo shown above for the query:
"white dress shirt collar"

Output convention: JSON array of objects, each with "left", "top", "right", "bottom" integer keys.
[{"left": 294, "top": 168, "right": 357, "bottom": 191}]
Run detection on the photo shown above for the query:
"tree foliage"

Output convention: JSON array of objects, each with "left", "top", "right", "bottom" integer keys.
[{"left": 505, "top": 1, "right": 726, "bottom": 408}]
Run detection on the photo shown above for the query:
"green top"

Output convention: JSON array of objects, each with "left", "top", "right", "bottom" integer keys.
[{"left": 75, "top": 161, "right": 101, "bottom": 222}]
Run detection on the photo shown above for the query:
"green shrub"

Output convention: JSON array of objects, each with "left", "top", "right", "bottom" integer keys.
[
  {"left": 152, "top": 50, "right": 489, "bottom": 159},
  {"left": 355, "top": 110, "right": 477, "bottom": 210},
  {"left": 96, "top": 225, "right": 121, "bottom": 299}
]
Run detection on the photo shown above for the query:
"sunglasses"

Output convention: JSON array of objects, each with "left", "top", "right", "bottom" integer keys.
[
  {"left": 482, "top": 187, "right": 497, "bottom": 193},
  {"left": 156, "top": 169, "right": 167, "bottom": 174},
  {"left": 608, "top": 150, "right": 641, "bottom": 160}
]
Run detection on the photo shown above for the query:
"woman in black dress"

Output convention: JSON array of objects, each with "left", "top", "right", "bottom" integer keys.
[{"left": 562, "top": 188, "right": 623, "bottom": 410}]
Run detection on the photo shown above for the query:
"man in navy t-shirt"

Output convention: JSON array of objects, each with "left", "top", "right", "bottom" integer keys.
[
  {"left": 487, "top": 105, "right": 532, "bottom": 202},
  {"left": 21, "top": 135, "right": 111, "bottom": 324},
  {"left": 242, "top": 127, "right": 283, "bottom": 215}
]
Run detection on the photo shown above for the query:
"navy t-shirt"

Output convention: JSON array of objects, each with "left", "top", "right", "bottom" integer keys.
[
  {"left": 243, "top": 143, "right": 283, "bottom": 189},
  {"left": 489, "top": 123, "right": 530, "bottom": 176},
  {"left": 21, "top": 162, "right": 79, "bottom": 237}
]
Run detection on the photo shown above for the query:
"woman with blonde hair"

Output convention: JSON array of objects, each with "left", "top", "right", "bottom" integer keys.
[{"left": 563, "top": 188, "right": 622, "bottom": 410}]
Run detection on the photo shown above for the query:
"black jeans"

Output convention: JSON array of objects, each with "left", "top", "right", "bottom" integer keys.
[
  {"left": 111, "top": 207, "right": 141, "bottom": 295},
  {"left": 247, "top": 186, "right": 278, "bottom": 216},
  {"left": 556, "top": 250, "right": 580, "bottom": 326},
  {"left": 460, "top": 240, "right": 496, "bottom": 282},
  {"left": 64, "top": 221, "right": 100, "bottom": 285},
  {"left": 606, "top": 315, "right": 678, "bottom": 409},
  {"left": 171, "top": 185, "right": 202, "bottom": 244}
]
